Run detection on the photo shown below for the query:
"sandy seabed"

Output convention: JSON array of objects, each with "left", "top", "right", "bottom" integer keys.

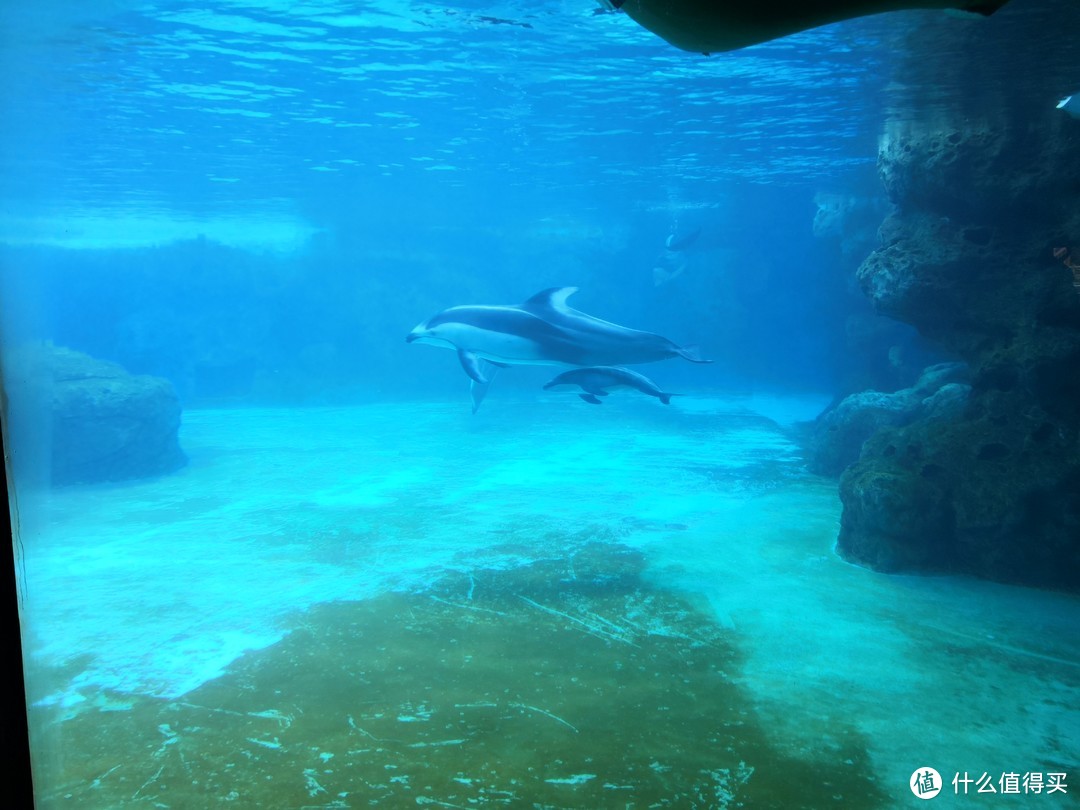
[{"left": 14, "top": 395, "right": 1079, "bottom": 808}]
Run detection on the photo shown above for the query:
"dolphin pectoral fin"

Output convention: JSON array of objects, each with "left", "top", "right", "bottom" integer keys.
[
  {"left": 471, "top": 361, "right": 502, "bottom": 413},
  {"left": 579, "top": 393, "right": 604, "bottom": 405},
  {"left": 521, "top": 286, "right": 579, "bottom": 315},
  {"left": 470, "top": 360, "right": 501, "bottom": 413},
  {"left": 458, "top": 349, "right": 489, "bottom": 384},
  {"left": 658, "top": 392, "right": 675, "bottom": 405},
  {"left": 470, "top": 379, "right": 487, "bottom": 414}
]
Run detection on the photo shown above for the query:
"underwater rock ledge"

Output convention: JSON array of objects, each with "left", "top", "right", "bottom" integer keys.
[
  {"left": 831, "top": 31, "right": 1080, "bottom": 590},
  {"left": 806, "top": 362, "right": 969, "bottom": 477},
  {"left": 5, "top": 343, "right": 187, "bottom": 485}
]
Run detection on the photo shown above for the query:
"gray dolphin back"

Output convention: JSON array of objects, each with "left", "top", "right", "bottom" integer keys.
[{"left": 521, "top": 288, "right": 711, "bottom": 366}]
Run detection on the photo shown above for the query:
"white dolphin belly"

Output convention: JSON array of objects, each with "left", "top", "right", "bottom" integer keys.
[{"left": 435, "top": 323, "right": 572, "bottom": 366}]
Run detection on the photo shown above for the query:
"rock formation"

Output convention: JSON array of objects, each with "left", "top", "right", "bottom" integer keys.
[
  {"left": 828, "top": 13, "right": 1080, "bottom": 590},
  {"left": 806, "top": 363, "right": 969, "bottom": 477},
  {"left": 5, "top": 344, "right": 187, "bottom": 485}
]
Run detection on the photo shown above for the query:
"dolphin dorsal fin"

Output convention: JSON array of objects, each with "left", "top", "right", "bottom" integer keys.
[{"left": 521, "top": 286, "right": 578, "bottom": 314}]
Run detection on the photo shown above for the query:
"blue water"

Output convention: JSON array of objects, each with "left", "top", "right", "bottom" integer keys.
[{"left": 2, "top": 0, "right": 1079, "bottom": 807}]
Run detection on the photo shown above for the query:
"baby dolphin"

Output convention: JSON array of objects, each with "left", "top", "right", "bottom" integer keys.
[{"left": 543, "top": 366, "right": 676, "bottom": 405}]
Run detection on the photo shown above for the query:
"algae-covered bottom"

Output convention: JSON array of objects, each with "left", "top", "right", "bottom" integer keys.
[{"left": 33, "top": 544, "right": 882, "bottom": 808}]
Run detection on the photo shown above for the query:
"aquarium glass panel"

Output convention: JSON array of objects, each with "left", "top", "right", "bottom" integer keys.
[{"left": 2, "top": 1, "right": 1078, "bottom": 807}]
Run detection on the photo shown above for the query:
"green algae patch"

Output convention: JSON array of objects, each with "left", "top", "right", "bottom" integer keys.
[{"left": 32, "top": 544, "right": 884, "bottom": 808}]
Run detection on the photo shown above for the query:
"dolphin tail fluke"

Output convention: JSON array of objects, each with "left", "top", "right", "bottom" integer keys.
[
  {"left": 658, "top": 392, "right": 675, "bottom": 405},
  {"left": 677, "top": 344, "right": 712, "bottom": 364},
  {"left": 579, "top": 393, "right": 604, "bottom": 405}
]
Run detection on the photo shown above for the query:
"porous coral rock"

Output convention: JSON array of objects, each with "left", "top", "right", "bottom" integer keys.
[{"left": 834, "top": 12, "right": 1080, "bottom": 590}]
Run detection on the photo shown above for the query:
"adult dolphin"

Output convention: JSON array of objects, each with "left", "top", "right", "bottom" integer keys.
[{"left": 406, "top": 287, "right": 710, "bottom": 384}]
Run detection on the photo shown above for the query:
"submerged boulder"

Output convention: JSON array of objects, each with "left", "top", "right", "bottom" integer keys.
[
  {"left": 806, "top": 363, "right": 969, "bottom": 477},
  {"left": 6, "top": 344, "right": 187, "bottom": 485},
  {"left": 838, "top": 396, "right": 1080, "bottom": 589}
]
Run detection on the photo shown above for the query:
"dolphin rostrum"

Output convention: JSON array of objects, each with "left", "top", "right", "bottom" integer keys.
[
  {"left": 543, "top": 366, "right": 676, "bottom": 405},
  {"left": 406, "top": 287, "right": 710, "bottom": 384}
]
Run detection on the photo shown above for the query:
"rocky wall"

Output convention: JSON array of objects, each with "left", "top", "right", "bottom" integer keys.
[{"left": 828, "top": 12, "right": 1080, "bottom": 590}]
